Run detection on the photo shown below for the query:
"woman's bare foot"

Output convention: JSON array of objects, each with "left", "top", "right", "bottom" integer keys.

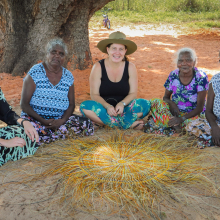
[
  {"left": 131, "top": 120, "right": 144, "bottom": 130},
  {"left": 92, "top": 121, "right": 104, "bottom": 130}
]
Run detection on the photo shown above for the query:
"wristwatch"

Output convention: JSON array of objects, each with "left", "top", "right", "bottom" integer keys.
[{"left": 121, "top": 101, "right": 126, "bottom": 106}]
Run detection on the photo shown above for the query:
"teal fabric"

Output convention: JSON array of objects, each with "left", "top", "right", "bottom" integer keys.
[
  {"left": 0, "top": 125, "right": 38, "bottom": 166},
  {"left": 80, "top": 98, "right": 151, "bottom": 129},
  {"left": 0, "top": 87, "right": 38, "bottom": 166}
]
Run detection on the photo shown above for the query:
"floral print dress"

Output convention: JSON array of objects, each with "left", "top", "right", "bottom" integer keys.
[{"left": 145, "top": 68, "right": 209, "bottom": 136}]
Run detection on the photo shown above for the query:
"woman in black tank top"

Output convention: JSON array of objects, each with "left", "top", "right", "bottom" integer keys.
[{"left": 80, "top": 32, "right": 151, "bottom": 129}]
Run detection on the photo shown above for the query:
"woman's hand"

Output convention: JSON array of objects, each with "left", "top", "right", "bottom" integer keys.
[
  {"left": 1, "top": 137, "right": 26, "bottom": 148},
  {"left": 115, "top": 102, "right": 124, "bottom": 115},
  {"left": 107, "top": 105, "right": 117, "bottom": 117},
  {"left": 169, "top": 102, "right": 180, "bottom": 117},
  {"left": 206, "top": 83, "right": 220, "bottom": 146},
  {"left": 168, "top": 116, "right": 183, "bottom": 127},
  {"left": 22, "top": 121, "right": 39, "bottom": 142},
  {"left": 211, "top": 125, "right": 220, "bottom": 146},
  {"left": 42, "top": 118, "right": 55, "bottom": 126},
  {"left": 45, "top": 118, "right": 65, "bottom": 130}
]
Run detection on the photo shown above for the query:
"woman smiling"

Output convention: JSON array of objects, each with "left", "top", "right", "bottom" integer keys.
[
  {"left": 80, "top": 31, "right": 151, "bottom": 129},
  {"left": 145, "top": 48, "right": 209, "bottom": 135}
]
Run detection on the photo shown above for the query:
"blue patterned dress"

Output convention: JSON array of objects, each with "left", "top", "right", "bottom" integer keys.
[{"left": 21, "top": 63, "right": 94, "bottom": 144}]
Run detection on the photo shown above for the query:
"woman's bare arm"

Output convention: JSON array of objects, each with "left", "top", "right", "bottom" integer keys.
[
  {"left": 20, "top": 75, "right": 49, "bottom": 125},
  {"left": 205, "top": 83, "right": 220, "bottom": 146}
]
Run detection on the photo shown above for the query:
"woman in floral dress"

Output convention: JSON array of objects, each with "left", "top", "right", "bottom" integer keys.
[{"left": 145, "top": 48, "right": 209, "bottom": 135}]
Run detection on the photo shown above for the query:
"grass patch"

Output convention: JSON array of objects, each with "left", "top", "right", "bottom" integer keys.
[
  {"left": 89, "top": 10, "right": 220, "bottom": 29},
  {"left": 105, "top": 0, "right": 220, "bottom": 13}
]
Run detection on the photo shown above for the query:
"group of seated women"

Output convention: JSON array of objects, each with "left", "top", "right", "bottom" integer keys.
[{"left": 0, "top": 31, "right": 219, "bottom": 166}]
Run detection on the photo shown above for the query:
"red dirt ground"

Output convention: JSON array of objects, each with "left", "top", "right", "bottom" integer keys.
[
  {"left": 1, "top": 24, "right": 220, "bottom": 220},
  {"left": 1, "top": 24, "right": 220, "bottom": 110}
]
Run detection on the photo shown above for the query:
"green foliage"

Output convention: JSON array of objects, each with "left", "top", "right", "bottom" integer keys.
[
  {"left": 90, "top": 10, "right": 220, "bottom": 29},
  {"left": 91, "top": 0, "right": 220, "bottom": 29},
  {"left": 105, "top": 0, "right": 220, "bottom": 12}
]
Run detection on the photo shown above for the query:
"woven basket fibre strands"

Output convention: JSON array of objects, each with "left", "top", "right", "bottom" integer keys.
[{"left": 29, "top": 132, "right": 219, "bottom": 219}]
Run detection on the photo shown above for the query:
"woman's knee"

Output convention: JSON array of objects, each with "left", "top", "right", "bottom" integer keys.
[
  {"left": 80, "top": 100, "right": 97, "bottom": 115},
  {"left": 82, "top": 110, "right": 104, "bottom": 125},
  {"left": 133, "top": 98, "right": 151, "bottom": 117},
  {"left": 136, "top": 112, "right": 143, "bottom": 118},
  {"left": 83, "top": 109, "right": 96, "bottom": 117}
]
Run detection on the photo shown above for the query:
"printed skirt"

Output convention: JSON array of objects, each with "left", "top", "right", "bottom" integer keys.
[
  {"left": 145, "top": 98, "right": 204, "bottom": 136},
  {"left": 185, "top": 118, "right": 217, "bottom": 147},
  {"left": 21, "top": 114, "right": 94, "bottom": 144},
  {"left": 0, "top": 125, "right": 38, "bottom": 166},
  {"left": 80, "top": 99, "right": 151, "bottom": 129}
]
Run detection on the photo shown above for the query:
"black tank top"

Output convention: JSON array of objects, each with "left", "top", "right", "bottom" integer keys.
[{"left": 99, "top": 59, "right": 130, "bottom": 107}]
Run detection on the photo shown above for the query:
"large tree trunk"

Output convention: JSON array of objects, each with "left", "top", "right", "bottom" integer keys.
[{"left": 0, "top": 0, "right": 113, "bottom": 75}]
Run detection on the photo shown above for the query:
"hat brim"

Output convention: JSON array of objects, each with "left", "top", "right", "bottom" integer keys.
[{"left": 97, "top": 39, "right": 137, "bottom": 55}]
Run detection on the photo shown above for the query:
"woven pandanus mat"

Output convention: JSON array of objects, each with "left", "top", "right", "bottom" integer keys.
[
  {"left": 79, "top": 142, "right": 169, "bottom": 183},
  {"left": 28, "top": 131, "right": 220, "bottom": 219}
]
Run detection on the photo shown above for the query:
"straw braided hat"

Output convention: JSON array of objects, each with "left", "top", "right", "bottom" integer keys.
[{"left": 97, "top": 31, "right": 137, "bottom": 55}]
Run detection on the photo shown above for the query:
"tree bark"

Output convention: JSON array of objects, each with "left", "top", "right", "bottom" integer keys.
[{"left": 0, "top": 0, "right": 113, "bottom": 75}]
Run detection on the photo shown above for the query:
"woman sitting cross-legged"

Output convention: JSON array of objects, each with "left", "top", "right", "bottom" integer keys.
[
  {"left": 145, "top": 47, "right": 209, "bottom": 136},
  {"left": 20, "top": 38, "right": 94, "bottom": 144},
  {"left": 0, "top": 88, "right": 39, "bottom": 166},
  {"left": 80, "top": 31, "right": 151, "bottom": 129},
  {"left": 185, "top": 72, "right": 220, "bottom": 148}
]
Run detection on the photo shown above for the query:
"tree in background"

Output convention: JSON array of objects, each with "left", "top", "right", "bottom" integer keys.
[{"left": 0, "top": 0, "right": 113, "bottom": 75}]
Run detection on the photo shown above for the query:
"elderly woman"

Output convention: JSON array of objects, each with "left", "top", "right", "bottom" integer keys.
[
  {"left": 80, "top": 31, "right": 151, "bottom": 129},
  {"left": 20, "top": 38, "right": 93, "bottom": 144},
  {"left": 145, "top": 48, "right": 209, "bottom": 135},
  {"left": 185, "top": 71, "right": 220, "bottom": 148},
  {"left": 0, "top": 88, "right": 39, "bottom": 166}
]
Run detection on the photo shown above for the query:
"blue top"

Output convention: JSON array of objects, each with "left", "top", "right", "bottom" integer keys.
[
  {"left": 21, "top": 63, "right": 74, "bottom": 119},
  {"left": 164, "top": 67, "right": 209, "bottom": 113}
]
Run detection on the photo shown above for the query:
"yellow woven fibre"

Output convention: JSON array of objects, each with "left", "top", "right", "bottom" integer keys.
[{"left": 30, "top": 132, "right": 219, "bottom": 218}]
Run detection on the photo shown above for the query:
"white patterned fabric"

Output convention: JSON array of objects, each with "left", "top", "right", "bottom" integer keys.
[
  {"left": 185, "top": 73, "right": 220, "bottom": 143},
  {"left": 21, "top": 63, "right": 74, "bottom": 119},
  {"left": 210, "top": 72, "right": 220, "bottom": 122}
]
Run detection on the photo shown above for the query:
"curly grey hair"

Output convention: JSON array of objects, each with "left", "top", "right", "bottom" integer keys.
[
  {"left": 176, "top": 47, "right": 197, "bottom": 64},
  {"left": 45, "top": 38, "right": 68, "bottom": 55}
]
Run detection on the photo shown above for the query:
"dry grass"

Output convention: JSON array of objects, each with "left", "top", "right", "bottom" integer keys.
[{"left": 22, "top": 130, "right": 220, "bottom": 219}]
